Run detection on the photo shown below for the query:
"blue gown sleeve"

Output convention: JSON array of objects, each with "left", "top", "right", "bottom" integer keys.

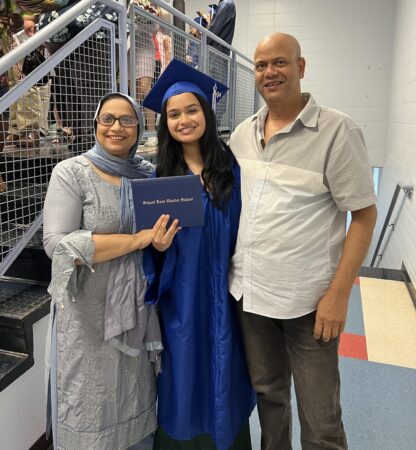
[{"left": 143, "top": 243, "right": 178, "bottom": 305}]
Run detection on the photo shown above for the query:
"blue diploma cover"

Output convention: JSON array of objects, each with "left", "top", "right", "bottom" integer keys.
[{"left": 131, "top": 175, "right": 205, "bottom": 230}]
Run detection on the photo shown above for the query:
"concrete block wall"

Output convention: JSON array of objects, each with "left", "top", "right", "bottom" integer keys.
[
  {"left": 370, "top": 0, "right": 416, "bottom": 283},
  {"left": 185, "top": 0, "right": 394, "bottom": 166},
  {"left": 0, "top": 316, "right": 49, "bottom": 450}
]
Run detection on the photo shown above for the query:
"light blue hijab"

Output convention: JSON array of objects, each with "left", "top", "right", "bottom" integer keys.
[{"left": 84, "top": 92, "right": 153, "bottom": 179}]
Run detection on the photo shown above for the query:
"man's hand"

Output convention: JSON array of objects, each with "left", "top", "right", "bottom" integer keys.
[
  {"left": 313, "top": 289, "right": 349, "bottom": 342},
  {"left": 313, "top": 204, "right": 377, "bottom": 342}
]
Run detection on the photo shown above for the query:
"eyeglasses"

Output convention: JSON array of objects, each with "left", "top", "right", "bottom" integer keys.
[{"left": 96, "top": 114, "right": 139, "bottom": 127}]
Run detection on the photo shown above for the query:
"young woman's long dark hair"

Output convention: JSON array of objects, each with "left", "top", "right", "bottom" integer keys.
[{"left": 156, "top": 93, "right": 235, "bottom": 210}]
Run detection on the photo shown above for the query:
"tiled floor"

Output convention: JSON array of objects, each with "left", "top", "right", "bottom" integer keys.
[
  {"left": 249, "top": 277, "right": 416, "bottom": 449},
  {"left": 40, "top": 277, "right": 416, "bottom": 450}
]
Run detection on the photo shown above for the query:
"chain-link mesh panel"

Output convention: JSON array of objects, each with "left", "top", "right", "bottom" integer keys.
[
  {"left": 235, "top": 62, "right": 256, "bottom": 128},
  {"left": 207, "top": 48, "right": 231, "bottom": 130},
  {"left": 0, "top": 29, "right": 114, "bottom": 269},
  {"left": 46, "top": 32, "right": 113, "bottom": 155}
]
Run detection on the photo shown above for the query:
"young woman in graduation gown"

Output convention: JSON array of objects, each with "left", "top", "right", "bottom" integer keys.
[{"left": 142, "top": 60, "right": 256, "bottom": 450}]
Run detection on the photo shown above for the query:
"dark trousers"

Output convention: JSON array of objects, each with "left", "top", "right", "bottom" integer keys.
[{"left": 236, "top": 302, "right": 347, "bottom": 450}]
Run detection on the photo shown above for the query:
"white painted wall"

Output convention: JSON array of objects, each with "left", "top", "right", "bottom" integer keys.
[
  {"left": 369, "top": 0, "right": 416, "bottom": 283},
  {"left": 0, "top": 316, "right": 49, "bottom": 450},
  {"left": 184, "top": 0, "right": 394, "bottom": 167}
]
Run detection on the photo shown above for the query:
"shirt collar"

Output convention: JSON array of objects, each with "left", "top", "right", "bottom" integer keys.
[
  {"left": 297, "top": 93, "right": 320, "bottom": 127},
  {"left": 254, "top": 93, "right": 321, "bottom": 134}
]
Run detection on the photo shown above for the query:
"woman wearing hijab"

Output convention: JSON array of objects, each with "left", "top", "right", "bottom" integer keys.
[
  {"left": 43, "top": 93, "right": 170, "bottom": 450},
  {"left": 141, "top": 60, "right": 255, "bottom": 450}
]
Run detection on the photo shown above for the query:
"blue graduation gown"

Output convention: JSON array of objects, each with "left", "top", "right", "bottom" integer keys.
[{"left": 143, "top": 162, "right": 255, "bottom": 450}]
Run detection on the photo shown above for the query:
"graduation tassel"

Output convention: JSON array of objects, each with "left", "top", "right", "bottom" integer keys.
[{"left": 212, "top": 84, "right": 218, "bottom": 113}]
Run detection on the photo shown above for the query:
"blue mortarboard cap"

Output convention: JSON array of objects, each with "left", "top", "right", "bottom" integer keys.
[
  {"left": 194, "top": 16, "right": 208, "bottom": 28},
  {"left": 142, "top": 59, "right": 228, "bottom": 114}
]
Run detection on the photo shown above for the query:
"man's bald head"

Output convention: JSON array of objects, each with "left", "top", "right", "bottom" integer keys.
[{"left": 255, "top": 33, "right": 302, "bottom": 61}]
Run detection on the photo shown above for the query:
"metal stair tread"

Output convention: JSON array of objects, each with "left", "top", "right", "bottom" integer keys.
[
  {"left": 359, "top": 266, "right": 404, "bottom": 281},
  {"left": 0, "top": 349, "right": 32, "bottom": 392},
  {"left": 0, "top": 349, "right": 28, "bottom": 373},
  {"left": 0, "top": 279, "right": 50, "bottom": 322}
]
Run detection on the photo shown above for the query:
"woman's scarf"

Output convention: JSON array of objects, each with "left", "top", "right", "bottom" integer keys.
[
  {"left": 84, "top": 92, "right": 162, "bottom": 366},
  {"left": 84, "top": 92, "right": 152, "bottom": 178}
]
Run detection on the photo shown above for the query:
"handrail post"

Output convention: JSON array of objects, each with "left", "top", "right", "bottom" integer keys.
[
  {"left": 118, "top": 0, "right": 128, "bottom": 94},
  {"left": 199, "top": 32, "right": 208, "bottom": 74},
  {"left": 229, "top": 51, "right": 237, "bottom": 133}
]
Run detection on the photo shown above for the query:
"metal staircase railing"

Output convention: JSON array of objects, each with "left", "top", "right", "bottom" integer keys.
[
  {"left": 370, "top": 184, "right": 413, "bottom": 267},
  {"left": 0, "top": 1, "right": 124, "bottom": 276},
  {"left": 0, "top": 0, "right": 258, "bottom": 277}
]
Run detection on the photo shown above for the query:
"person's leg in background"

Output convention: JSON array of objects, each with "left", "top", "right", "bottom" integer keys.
[
  {"left": 10, "top": 80, "right": 40, "bottom": 147},
  {"left": 71, "top": 40, "right": 105, "bottom": 149},
  {"left": 0, "top": 33, "right": 17, "bottom": 145},
  {"left": 45, "top": 42, "right": 75, "bottom": 144},
  {"left": 136, "top": 47, "right": 157, "bottom": 146},
  {"left": 37, "top": 80, "right": 51, "bottom": 136},
  {"left": 15, "top": 81, "right": 51, "bottom": 147},
  {"left": 26, "top": 79, "right": 52, "bottom": 147},
  {"left": 0, "top": 34, "right": 38, "bottom": 147},
  {"left": 6, "top": 57, "right": 21, "bottom": 143},
  {"left": 138, "top": 77, "right": 155, "bottom": 125},
  {"left": 137, "top": 75, "right": 158, "bottom": 146}
]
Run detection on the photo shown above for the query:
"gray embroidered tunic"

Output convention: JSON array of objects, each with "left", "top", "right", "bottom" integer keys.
[{"left": 43, "top": 155, "right": 157, "bottom": 450}]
